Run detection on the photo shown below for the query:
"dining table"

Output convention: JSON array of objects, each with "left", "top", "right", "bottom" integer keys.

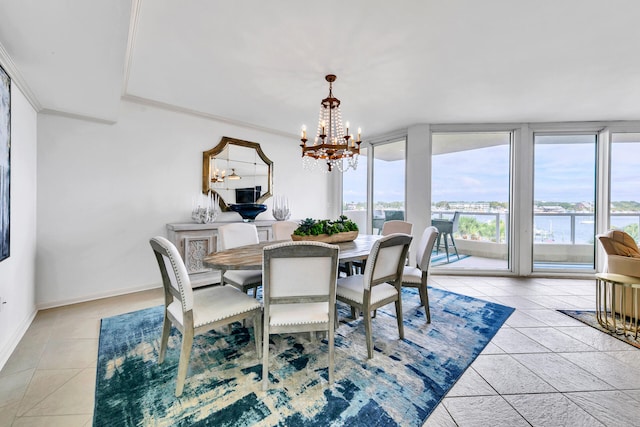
[{"left": 202, "top": 234, "right": 383, "bottom": 271}]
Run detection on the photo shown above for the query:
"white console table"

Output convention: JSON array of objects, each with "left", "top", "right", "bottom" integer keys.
[{"left": 166, "top": 221, "right": 276, "bottom": 288}]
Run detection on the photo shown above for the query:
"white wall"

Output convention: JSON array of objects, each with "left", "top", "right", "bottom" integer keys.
[
  {"left": 36, "top": 100, "right": 330, "bottom": 307},
  {"left": 0, "top": 84, "right": 38, "bottom": 368}
]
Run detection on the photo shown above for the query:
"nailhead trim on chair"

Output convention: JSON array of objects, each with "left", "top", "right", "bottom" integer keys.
[{"left": 153, "top": 236, "right": 192, "bottom": 312}]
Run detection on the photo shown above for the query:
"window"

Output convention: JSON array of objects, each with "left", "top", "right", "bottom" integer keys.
[
  {"left": 533, "top": 133, "right": 597, "bottom": 271},
  {"left": 342, "top": 147, "right": 368, "bottom": 231},
  {"left": 610, "top": 132, "right": 640, "bottom": 242},
  {"left": 431, "top": 132, "right": 511, "bottom": 270},
  {"left": 372, "top": 139, "right": 406, "bottom": 234}
]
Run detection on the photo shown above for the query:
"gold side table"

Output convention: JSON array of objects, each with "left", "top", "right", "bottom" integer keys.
[{"left": 595, "top": 273, "right": 640, "bottom": 338}]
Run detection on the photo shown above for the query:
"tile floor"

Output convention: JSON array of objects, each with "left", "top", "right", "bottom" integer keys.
[{"left": 1, "top": 276, "right": 640, "bottom": 426}]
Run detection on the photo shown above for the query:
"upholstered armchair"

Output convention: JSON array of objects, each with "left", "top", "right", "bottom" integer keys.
[{"left": 596, "top": 229, "right": 640, "bottom": 315}]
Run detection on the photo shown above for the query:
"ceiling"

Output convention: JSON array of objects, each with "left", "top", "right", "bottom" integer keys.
[{"left": 1, "top": 0, "right": 639, "bottom": 138}]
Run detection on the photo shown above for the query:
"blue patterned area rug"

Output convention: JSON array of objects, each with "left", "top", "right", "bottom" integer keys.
[
  {"left": 558, "top": 310, "right": 640, "bottom": 350},
  {"left": 93, "top": 287, "right": 514, "bottom": 427}
]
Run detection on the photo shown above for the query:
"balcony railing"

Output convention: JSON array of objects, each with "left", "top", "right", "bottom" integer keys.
[
  {"left": 346, "top": 208, "right": 640, "bottom": 245},
  {"left": 432, "top": 210, "right": 640, "bottom": 245}
]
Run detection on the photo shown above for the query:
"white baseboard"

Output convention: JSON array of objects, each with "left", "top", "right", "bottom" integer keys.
[
  {"left": 1, "top": 284, "right": 162, "bottom": 371},
  {"left": 36, "top": 283, "right": 162, "bottom": 310},
  {"left": 0, "top": 309, "right": 37, "bottom": 372}
]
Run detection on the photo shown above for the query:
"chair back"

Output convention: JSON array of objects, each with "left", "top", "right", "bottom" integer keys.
[
  {"left": 417, "top": 226, "right": 439, "bottom": 271},
  {"left": 149, "top": 236, "right": 194, "bottom": 314},
  {"left": 381, "top": 220, "right": 413, "bottom": 236},
  {"left": 451, "top": 211, "right": 460, "bottom": 232},
  {"left": 218, "top": 223, "right": 260, "bottom": 250},
  {"left": 263, "top": 241, "right": 339, "bottom": 305},
  {"left": 597, "top": 230, "right": 640, "bottom": 257},
  {"left": 272, "top": 221, "right": 298, "bottom": 241},
  {"left": 364, "top": 233, "right": 413, "bottom": 290}
]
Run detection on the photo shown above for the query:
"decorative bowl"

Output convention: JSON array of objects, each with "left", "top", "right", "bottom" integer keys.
[
  {"left": 291, "top": 230, "right": 358, "bottom": 243},
  {"left": 229, "top": 203, "right": 267, "bottom": 222}
]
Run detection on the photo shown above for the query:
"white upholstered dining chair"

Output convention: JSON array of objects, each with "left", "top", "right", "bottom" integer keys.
[
  {"left": 347, "top": 220, "right": 413, "bottom": 276},
  {"left": 271, "top": 220, "right": 298, "bottom": 241},
  {"left": 149, "top": 236, "right": 262, "bottom": 397},
  {"left": 336, "top": 233, "right": 412, "bottom": 359},
  {"left": 262, "top": 241, "right": 340, "bottom": 390},
  {"left": 381, "top": 220, "right": 413, "bottom": 236},
  {"left": 218, "top": 223, "right": 263, "bottom": 297},
  {"left": 401, "top": 226, "right": 439, "bottom": 323}
]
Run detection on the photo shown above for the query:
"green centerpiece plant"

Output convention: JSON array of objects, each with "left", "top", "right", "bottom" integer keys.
[{"left": 292, "top": 215, "right": 359, "bottom": 242}]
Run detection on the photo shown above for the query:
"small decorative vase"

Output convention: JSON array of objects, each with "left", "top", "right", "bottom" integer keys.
[
  {"left": 272, "top": 195, "right": 291, "bottom": 221},
  {"left": 192, "top": 193, "right": 219, "bottom": 223}
]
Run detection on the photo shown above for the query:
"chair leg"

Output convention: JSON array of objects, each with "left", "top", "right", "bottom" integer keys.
[
  {"left": 253, "top": 310, "right": 262, "bottom": 358},
  {"left": 328, "top": 318, "right": 335, "bottom": 385},
  {"left": 262, "top": 318, "right": 270, "bottom": 391},
  {"left": 158, "top": 313, "right": 171, "bottom": 364},
  {"left": 175, "top": 329, "right": 194, "bottom": 397},
  {"left": 395, "top": 296, "right": 405, "bottom": 340},
  {"left": 345, "top": 261, "right": 353, "bottom": 276},
  {"left": 444, "top": 233, "right": 450, "bottom": 263},
  {"left": 450, "top": 234, "right": 460, "bottom": 260},
  {"left": 350, "top": 306, "right": 358, "bottom": 319},
  {"left": 363, "top": 309, "right": 374, "bottom": 359},
  {"left": 419, "top": 283, "right": 431, "bottom": 324}
]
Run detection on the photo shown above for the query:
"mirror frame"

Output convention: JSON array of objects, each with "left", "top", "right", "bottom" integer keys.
[{"left": 202, "top": 136, "right": 273, "bottom": 211}]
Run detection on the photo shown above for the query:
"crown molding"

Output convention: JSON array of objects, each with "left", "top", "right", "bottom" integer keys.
[
  {"left": 39, "top": 108, "right": 116, "bottom": 125},
  {"left": 0, "top": 41, "right": 42, "bottom": 111},
  {"left": 122, "top": 94, "right": 297, "bottom": 139},
  {"left": 122, "top": 0, "right": 142, "bottom": 97}
]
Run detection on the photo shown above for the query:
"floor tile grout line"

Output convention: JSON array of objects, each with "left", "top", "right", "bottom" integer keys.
[{"left": 15, "top": 367, "right": 85, "bottom": 418}]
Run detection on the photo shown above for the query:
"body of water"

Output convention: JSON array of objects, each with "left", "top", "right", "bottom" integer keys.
[{"left": 435, "top": 212, "right": 640, "bottom": 244}]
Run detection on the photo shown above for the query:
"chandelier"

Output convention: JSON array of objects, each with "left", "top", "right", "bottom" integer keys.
[{"left": 300, "top": 74, "right": 362, "bottom": 172}]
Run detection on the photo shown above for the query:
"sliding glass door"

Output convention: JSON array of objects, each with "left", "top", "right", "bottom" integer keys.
[
  {"left": 609, "top": 132, "right": 640, "bottom": 242},
  {"left": 431, "top": 132, "right": 511, "bottom": 271},
  {"left": 532, "top": 133, "right": 597, "bottom": 271}
]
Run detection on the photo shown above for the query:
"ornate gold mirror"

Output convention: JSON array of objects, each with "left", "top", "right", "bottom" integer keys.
[{"left": 202, "top": 136, "right": 273, "bottom": 211}]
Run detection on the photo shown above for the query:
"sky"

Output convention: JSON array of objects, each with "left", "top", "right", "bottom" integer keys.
[{"left": 343, "top": 139, "right": 640, "bottom": 205}]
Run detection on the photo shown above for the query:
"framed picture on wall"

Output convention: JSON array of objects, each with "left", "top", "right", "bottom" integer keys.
[{"left": 0, "top": 63, "right": 10, "bottom": 262}]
